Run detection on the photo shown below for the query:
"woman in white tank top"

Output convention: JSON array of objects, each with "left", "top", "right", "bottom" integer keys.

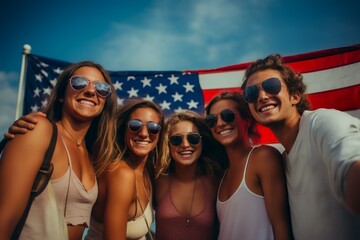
[{"left": 205, "top": 92, "right": 293, "bottom": 240}]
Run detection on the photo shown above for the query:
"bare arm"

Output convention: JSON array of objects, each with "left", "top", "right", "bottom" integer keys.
[
  {"left": 0, "top": 116, "right": 51, "bottom": 238},
  {"left": 4, "top": 112, "right": 46, "bottom": 139},
  {"left": 257, "top": 146, "right": 293, "bottom": 240},
  {"left": 103, "top": 164, "right": 136, "bottom": 240},
  {"left": 345, "top": 160, "right": 360, "bottom": 214}
]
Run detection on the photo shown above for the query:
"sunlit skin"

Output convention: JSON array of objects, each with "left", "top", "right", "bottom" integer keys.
[
  {"left": 169, "top": 121, "right": 202, "bottom": 167},
  {"left": 208, "top": 100, "right": 251, "bottom": 148},
  {"left": 0, "top": 66, "right": 105, "bottom": 240},
  {"left": 245, "top": 69, "right": 301, "bottom": 153},
  {"left": 207, "top": 97, "right": 293, "bottom": 240},
  {"left": 93, "top": 107, "right": 160, "bottom": 240}
]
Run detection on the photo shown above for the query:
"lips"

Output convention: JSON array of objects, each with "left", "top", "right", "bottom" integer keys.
[
  {"left": 218, "top": 128, "right": 233, "bottom": 135},
  {"left": 134, "top": 140, "right": 150, "bottom": 146},
  {"left": 178, "top": 150, "right": 194, "bottom": 158}
]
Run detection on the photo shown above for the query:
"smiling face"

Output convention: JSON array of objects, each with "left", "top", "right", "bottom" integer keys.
[
  {"left": 208, "top": 99, "right": 250, "bottom": 147},
  {"left": 125, "top": 107, "right": 161, "bottom": 161},
  {"left": 245, "top": 69, "right": 300, "bottom": 127},
  {"left": 168, "top": 120, "right": 202, "bottom": 168},
  {"left": 61, "top": 66, "right": 107, "bottom": 121}
]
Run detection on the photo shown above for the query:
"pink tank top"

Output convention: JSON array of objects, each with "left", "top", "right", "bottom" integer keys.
[
  {"left": 155, "top": 177, "right": 216, "bottom": 240},
  {"left": 51, "top": 137, "right": 98, "bottom": 227}
]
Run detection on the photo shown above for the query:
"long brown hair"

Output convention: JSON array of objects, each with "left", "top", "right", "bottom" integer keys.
[{"left": 43, "top": 61, "right": 118, "bottom": 176}]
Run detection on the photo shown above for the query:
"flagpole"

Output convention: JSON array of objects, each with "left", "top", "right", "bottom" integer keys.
[{"left": 15, "top": 44, "right": 31, "bottom": 119}]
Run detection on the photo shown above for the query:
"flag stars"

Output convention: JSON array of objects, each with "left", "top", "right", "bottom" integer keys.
[
  {"left": 117, "top": 97, "right": 124, "bottom": 106},
  {"left": 35, "top": 74, "right": 43, "bottom": 82},
  {"left": 144, "top": 94, "right": 155, "bottom": 102},
  {"left": 41, "top": 99, "right": 48, "bottom": 107},
  {"left": 155, "top": 83, "right": 167, "bottom": 94},
  {"left": 127, "top": 87, "right": 139, "bottom": 98},
  {"left": 31, "top": 105, "right": 40, "bottom": 112},
  {"left": 168, "top": 74, "right": 179, "bottom": 85},
  {"left": 183, "top": 82, "right": 195, "bottom": 92},
  {"left": 174, "top": 106, "right": 184, "bottom": 113},
  {"left": 50, "top": 78, "right": 57, "bottom": 87},
  {"left": 187, "top": 100, "right": 199, "bottom": 109},
  {"left": 159, "top": 100, "right": 171, "bottom": 110},
  {"left": 113, "top": 81, "right": 123, "bottom": 90},
  {"left": 33, "top": 88, "right": 41, "bottom": 97},
  {"left": 53, "top": 67, "right": 63, "bottom": 75},
  {"left": 141, "top": 77, "right": 152, "bottom": 87},
  {"left": 43, "top": 87, "right": 52, "bottom": 96},
  {"left": 172, "top": 92, "right": 183, "bottom": 102},
  {"left": 127, "top": 76, "right": 136, "bottom": 81}
]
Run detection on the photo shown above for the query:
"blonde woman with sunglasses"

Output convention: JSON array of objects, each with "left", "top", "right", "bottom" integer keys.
[
  {"left": 0, "top": 61, "right": 118, "bottom": 240},
  {"left": 205, "top": 92, "right": 293, "bottom": 240},
  {"left": 155, "top": 110, "right": 227, "bottom": 240}
]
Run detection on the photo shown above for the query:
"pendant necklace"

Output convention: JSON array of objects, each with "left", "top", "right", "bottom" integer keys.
[
  {"left": 59, "top": 121, "right": 83, "bottom": 147},
  {"left": 186, "top": 175, "right": 197, "bottom": 227}
]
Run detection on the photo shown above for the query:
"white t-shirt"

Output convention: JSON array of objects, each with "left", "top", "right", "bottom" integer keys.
[{"left": 285, "top": 109, "right": 360, "bottom": 240}]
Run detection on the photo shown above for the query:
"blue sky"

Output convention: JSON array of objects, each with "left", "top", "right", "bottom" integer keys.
[{"left": 0, "top": 0, "right": 359, "bottom": 134}]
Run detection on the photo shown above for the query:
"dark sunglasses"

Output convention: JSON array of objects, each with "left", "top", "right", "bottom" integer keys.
[
  {"left": 243, "top": 77, "right": 282, "bottom": 103},
  {"left": 205, "top": 109, "right": 235, "bottom": 128},
  {"left": 70, "top": 76, "right": 111, "bottom": 98},
  {"left": 169, "top": 133, "right": 202, "bottom": 147},
  {"left": 128, "top": 119, "right": 161, "bottom": 135}
]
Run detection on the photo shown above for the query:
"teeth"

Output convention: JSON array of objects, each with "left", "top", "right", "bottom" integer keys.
[
  {"left": 135, "top": 141, "right": 149, "bottom": 145},
  {"left": 79, "top": 100, "right": 95, "bottom": 106},
  {"left": 220, "top": 129, "right": 232, "bottom": 135},
  {"left": 180, "top": 151, "right": 192, "bottom": 155},
  {"left": 260, "top": 105, "right": 275, "bottom": 112}
]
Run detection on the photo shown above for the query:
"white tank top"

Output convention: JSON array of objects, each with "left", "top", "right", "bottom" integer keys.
[{"left": 216, "top": 146, "right": 274, "bottom": 240}]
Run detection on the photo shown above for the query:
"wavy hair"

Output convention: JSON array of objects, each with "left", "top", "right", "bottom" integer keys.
[
  {"left": 241, "top": 54, "right": 311, "bottom": 114},
  {"left": 156, "top": 110, "right": 227, "bottom": 180},
  {"left": 43, "top": 61, "right": 118, "bottom": 177},
  {"left": 98, "top": 99, "right": 164, "bottom": 179}
]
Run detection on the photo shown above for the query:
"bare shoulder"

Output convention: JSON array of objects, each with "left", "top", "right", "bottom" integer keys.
[
  {"left": 105, "top": 160, "right": 136, "bottom": 193},
  {"left": 251, "top": 145, "right": 284, "bottom": 171}
]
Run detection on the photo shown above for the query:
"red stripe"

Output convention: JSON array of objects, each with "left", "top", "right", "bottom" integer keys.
[
  {"left": 191, "top": 44, "right": 360, "bottom": 75},
  {"left": 308, "top": 84, "right": 360, "bottom": 111}
]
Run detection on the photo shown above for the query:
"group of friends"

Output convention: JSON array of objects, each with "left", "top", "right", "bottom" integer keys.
[{"left": 0, "top": 54, "right": 359, "bottom": 240}]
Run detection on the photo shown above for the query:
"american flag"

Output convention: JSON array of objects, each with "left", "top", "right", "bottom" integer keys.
[{"left": 23, "top": 44, "right": 360, "bottom": 144}]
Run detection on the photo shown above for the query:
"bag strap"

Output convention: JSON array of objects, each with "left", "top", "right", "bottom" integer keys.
[{"left": 11, "top": 120, "right": 58, "bottom": 240}]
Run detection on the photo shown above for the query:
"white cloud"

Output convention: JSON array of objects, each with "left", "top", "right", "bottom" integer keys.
[{"left": 0, "top": 71, "right": 19, "bottom": 135}]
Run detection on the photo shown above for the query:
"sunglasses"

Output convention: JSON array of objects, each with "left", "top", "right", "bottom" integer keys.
[
  {"left": 169, "top": 133, "right": 202, "bottom": 147},
  {"left": 205, "top": 109, "right": 235, "bottom": 128},
  {"left": 243, "top": 77, "right": 282, "bottom": 103},
  {"left": 128, "top": 119, "right": 161, "bottom": 135},
  {"left": 70, "top": 76, "right": 111, "bottom": 98}
]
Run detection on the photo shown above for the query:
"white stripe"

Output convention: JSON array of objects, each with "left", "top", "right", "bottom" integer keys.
[
  {"left": 199, "top": 62, "right": 360, "bottom": 93},
  {"left": 303, "top": 62, "right": 360, "bottom": 93}
]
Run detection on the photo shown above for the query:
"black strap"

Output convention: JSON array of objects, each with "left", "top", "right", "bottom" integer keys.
[{"left": 10, "top": 120, "right": 58, "bottom": 240}]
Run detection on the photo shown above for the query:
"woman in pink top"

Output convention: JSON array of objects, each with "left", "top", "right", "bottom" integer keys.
[{"left": 155, "top": 110, "right": 227, "bottom": 240}]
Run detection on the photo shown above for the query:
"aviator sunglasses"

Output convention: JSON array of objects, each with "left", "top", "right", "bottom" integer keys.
[
  {"left": 128, "top": 119, "right": 161, "bottom": 135},
  {"left": 169, "top": 133, "right": 202, "bottom": 147},
  {"left": 70, "top": 76, "right": 111, "bottom": 98},
  {"left": 205, "top": 109, "right": 235, "bottom": 128},
  {"left": 243, "top": 77, "right": 282, "bottom": 103}
]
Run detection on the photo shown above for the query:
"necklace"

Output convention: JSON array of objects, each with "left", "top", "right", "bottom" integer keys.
[
  {"left": 59, "top": 121, "right": 83, "bottom": 147},
  {"left": 186, "top": 175, "right": 197, "bottom": 227}
]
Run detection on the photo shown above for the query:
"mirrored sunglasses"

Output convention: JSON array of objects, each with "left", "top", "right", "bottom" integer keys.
[
  {"left": 128, "top": 119, "right": 161, "bottom": 135},
  {"left": 205, "top": 109, "right": 235, "bottom": 128},
  {"left": 243, "top": 77, "right": 282, "bottom": 103},
  {"left": 70, "top": 76, "right": 111, "bottom": 98},
  {"left": 169, "top": 133, "right": 202, "bottom": 147}
]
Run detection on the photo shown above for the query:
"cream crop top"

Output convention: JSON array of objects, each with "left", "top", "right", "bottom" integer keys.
[{"left": 51, "top": 137, "right": 98, "bottom": 227}]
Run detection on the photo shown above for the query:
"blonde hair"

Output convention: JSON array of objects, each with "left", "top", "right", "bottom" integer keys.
[{"left": 156, "top": 110, "right": 227, "bottom": 180}]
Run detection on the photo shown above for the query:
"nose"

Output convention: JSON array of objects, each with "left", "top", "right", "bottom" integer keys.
[
  {"left": 84, "top": 81, "right": 96, "bottom": 95},
  {"left": 257, "top": 86, "right": 269, "bottom": 101},
  {"left": 138, "top": 125, "right": 149, "bottom": 137},
  {"left": 181, "top": 136, "right": 190, "bottom": 147}
]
